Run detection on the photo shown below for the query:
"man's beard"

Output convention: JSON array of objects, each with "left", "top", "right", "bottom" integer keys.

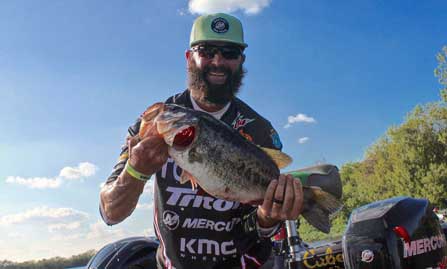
[{"left": 187, "top": 60, "right": 246, "bottom": 106}]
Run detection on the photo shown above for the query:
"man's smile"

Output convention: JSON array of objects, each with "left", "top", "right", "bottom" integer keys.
[{"left": 206, "top": 71, "right": 228, "bottom": 84}]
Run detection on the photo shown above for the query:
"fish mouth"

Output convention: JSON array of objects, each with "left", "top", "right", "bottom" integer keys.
[
  {"left": 170, "top": 125, "right": 198, "bottom": 150},
  {"left": 155, "top": 108, "right": 199, "bottom": 150}
]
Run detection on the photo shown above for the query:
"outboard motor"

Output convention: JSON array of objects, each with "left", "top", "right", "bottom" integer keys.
[
  {"left": 86, "top": 236, "right": 159, "bottom": 269},
  {"left": 342, "top": 197, "right": 447, "bottom": 269}
]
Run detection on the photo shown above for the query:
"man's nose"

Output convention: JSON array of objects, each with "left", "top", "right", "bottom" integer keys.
[{"left": 211, "top": 51, "right": 225, "bottom": 65}]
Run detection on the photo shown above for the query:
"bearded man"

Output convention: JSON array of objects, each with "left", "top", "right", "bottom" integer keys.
[{"left": 100, "top": 13, "right": 303, "bottom": 269}]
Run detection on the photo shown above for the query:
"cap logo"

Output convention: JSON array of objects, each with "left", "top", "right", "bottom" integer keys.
[{"left": 211, "top": 17, "right": 229, "bottom": 33}]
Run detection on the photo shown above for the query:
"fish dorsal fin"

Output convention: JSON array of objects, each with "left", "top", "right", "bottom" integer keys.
[{"left": 260, "top": 147, "right": 293, "bottom": 169}]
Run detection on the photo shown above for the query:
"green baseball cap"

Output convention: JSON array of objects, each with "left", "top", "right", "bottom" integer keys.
[{"left": 190, "top": 13, "right": 248, "bottom": 48}]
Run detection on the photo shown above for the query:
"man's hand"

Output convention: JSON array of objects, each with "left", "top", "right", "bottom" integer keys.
[
  {"left": 257, "top": 174, "right": 303, "bottom": 228},
  {"left": 100, "top": 123, "right": 168, "bottom": 224},
  {"left": 127, "top": 124, "right": 169, "bottom": 176}
]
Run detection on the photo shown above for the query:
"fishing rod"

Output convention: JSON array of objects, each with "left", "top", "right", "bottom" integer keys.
[{"left": 284, "top": 219, "right": 308, "bottom": 269}]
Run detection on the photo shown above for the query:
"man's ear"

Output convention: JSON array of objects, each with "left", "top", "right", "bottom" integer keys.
[
  {"left": 185, "top": 49, "right": 191, "bottom": 60},
  {"left": 241, "top": 53, "right": 246, "bottom": 64}
]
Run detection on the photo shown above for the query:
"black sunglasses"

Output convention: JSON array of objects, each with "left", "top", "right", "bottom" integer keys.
[{"left": 191, "top": 45, "right": 242, "bottom": 60}]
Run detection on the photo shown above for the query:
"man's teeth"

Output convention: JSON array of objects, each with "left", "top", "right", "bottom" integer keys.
[{"left": 209, "top": 72, "right": 225, "bottom": 76}]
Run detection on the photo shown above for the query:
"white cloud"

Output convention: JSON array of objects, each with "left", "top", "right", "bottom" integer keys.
[
  {"left": 143, "top": 227, "right": 155, "bottom": 237},
  {"left": 59, "top": 162, "right": 98, "bottom": 179},
  {"left": 136, "top": 203, "right": 153, "bottom": 210},
  {"left": 7, "top": 232, "right": 25, "bottom": 239},
  {"left": 139, "top": 180, "right": 155, "bottom": 210},
  {"left": 6, "top": 162, "right": 98, "bottom": 189},
  {"left": 0, "top": 206, "right": 89, "bottom": 226},
  {"left": 284, "top": 113, "right": 316, "bottom": 128},
  {"left": 143, "top": 179, "right": 155, "bottom": 195},
  {"left": 188, "top": 0, "right": 272, "bottom": 15},
  {"left": 86, "top": 221, "right": 125, "bottom": 240},
  {"left": 5, "top": 176, "right": 62, "bottom": 189},
  {"left": 177, "top": 8, "right": 188, "bottom": 16},
  {"left": 0, "top": 215, "right": 153, "bottom": 261},
  {"left": 50, "top": 233, "right": 84, "bottom": 241},
  {"left": 99, "top": 175, "right": 154, "bottom": 191},
  {"left": 298, "top": 137, "right": 310, "bottom": 144},
  {"left": 48, "top": 221, "right": 82, "bottom": 232}
]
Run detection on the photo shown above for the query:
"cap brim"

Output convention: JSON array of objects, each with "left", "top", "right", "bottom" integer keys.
[{"left": 190, "top": 39, "right": 248, "bottom": 48}]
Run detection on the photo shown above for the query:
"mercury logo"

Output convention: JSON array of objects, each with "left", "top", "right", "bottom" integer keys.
[
  {"left": 163, "top": 210, "right": 180, "bottom": 230},
  {"left": 361, "top": 249, "right": 374, "bottom": 263},
  {"left": 182, "top": 217, "right": 241, "bottom": 232},
  {"left": 403, "top": 234, "right": 447, "bottom": 258}
]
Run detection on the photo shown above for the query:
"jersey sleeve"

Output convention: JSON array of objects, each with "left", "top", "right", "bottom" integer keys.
[{"left": 260, "top": 123, "right": 283, "bottom": 151}]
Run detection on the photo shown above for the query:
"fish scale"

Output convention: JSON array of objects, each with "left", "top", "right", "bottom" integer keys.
[{"left": 175, "top": 116, "right": 276, "bottom": 202}]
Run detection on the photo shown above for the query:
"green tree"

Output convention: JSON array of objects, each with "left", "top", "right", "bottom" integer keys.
[
  {"left": 341, "top": 45, "right": 447, "bottom": 207},
  {"left": 434, "top": 45, "right": 447, "bottom": 99},
  {"left": 300, "top": 45, "right": 447, "bottom": 241}
]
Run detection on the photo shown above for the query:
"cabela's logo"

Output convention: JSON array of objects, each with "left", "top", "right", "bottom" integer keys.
[{"left": 303, "top": 247, "right": 344, "bottom": 268}]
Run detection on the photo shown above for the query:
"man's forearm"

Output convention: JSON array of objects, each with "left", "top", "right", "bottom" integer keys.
[{"left": 100, "top": 170, "right": 146, "bottom": 224}]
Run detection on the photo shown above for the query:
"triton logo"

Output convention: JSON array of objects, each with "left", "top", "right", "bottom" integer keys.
[{"left": 166, "top": 187, "right": 240, "bottom": 211}]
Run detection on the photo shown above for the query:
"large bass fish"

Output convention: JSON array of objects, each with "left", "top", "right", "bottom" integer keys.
[{"left": 139, "top": 103, "right": 343, "bottom": 233}]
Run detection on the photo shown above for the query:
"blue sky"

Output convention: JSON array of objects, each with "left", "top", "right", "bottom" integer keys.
[{"left": 0, "top": 0, "right": 446, "bottom": 262}]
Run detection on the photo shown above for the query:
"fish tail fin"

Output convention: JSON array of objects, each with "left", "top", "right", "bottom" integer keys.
[
  {"left": 301, "top": 205, "right": 331, "bottom": 234},
  {"left": 308, "top": 186, "right": 343, "bottom": 215},
  {"left": 299, "top": 187, "right": 343, "bottom": 233}
]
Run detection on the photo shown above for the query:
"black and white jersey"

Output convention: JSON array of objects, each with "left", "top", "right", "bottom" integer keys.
[{"left": 103, "top": 90, "right": 283, "bottom": 269}]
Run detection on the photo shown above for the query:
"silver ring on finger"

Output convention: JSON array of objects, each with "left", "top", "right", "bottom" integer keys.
[{"left": 273, "top": 198, "right": 284, "bottom": 205}]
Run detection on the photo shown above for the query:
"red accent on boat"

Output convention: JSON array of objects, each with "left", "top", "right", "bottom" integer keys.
[{"left": 393, "top": 226, "right": 411, "bottom": 243}]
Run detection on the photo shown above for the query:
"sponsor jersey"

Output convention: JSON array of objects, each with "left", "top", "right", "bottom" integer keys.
[{"left": 104, "top": 89, "right": 282, "bottom": 269}]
